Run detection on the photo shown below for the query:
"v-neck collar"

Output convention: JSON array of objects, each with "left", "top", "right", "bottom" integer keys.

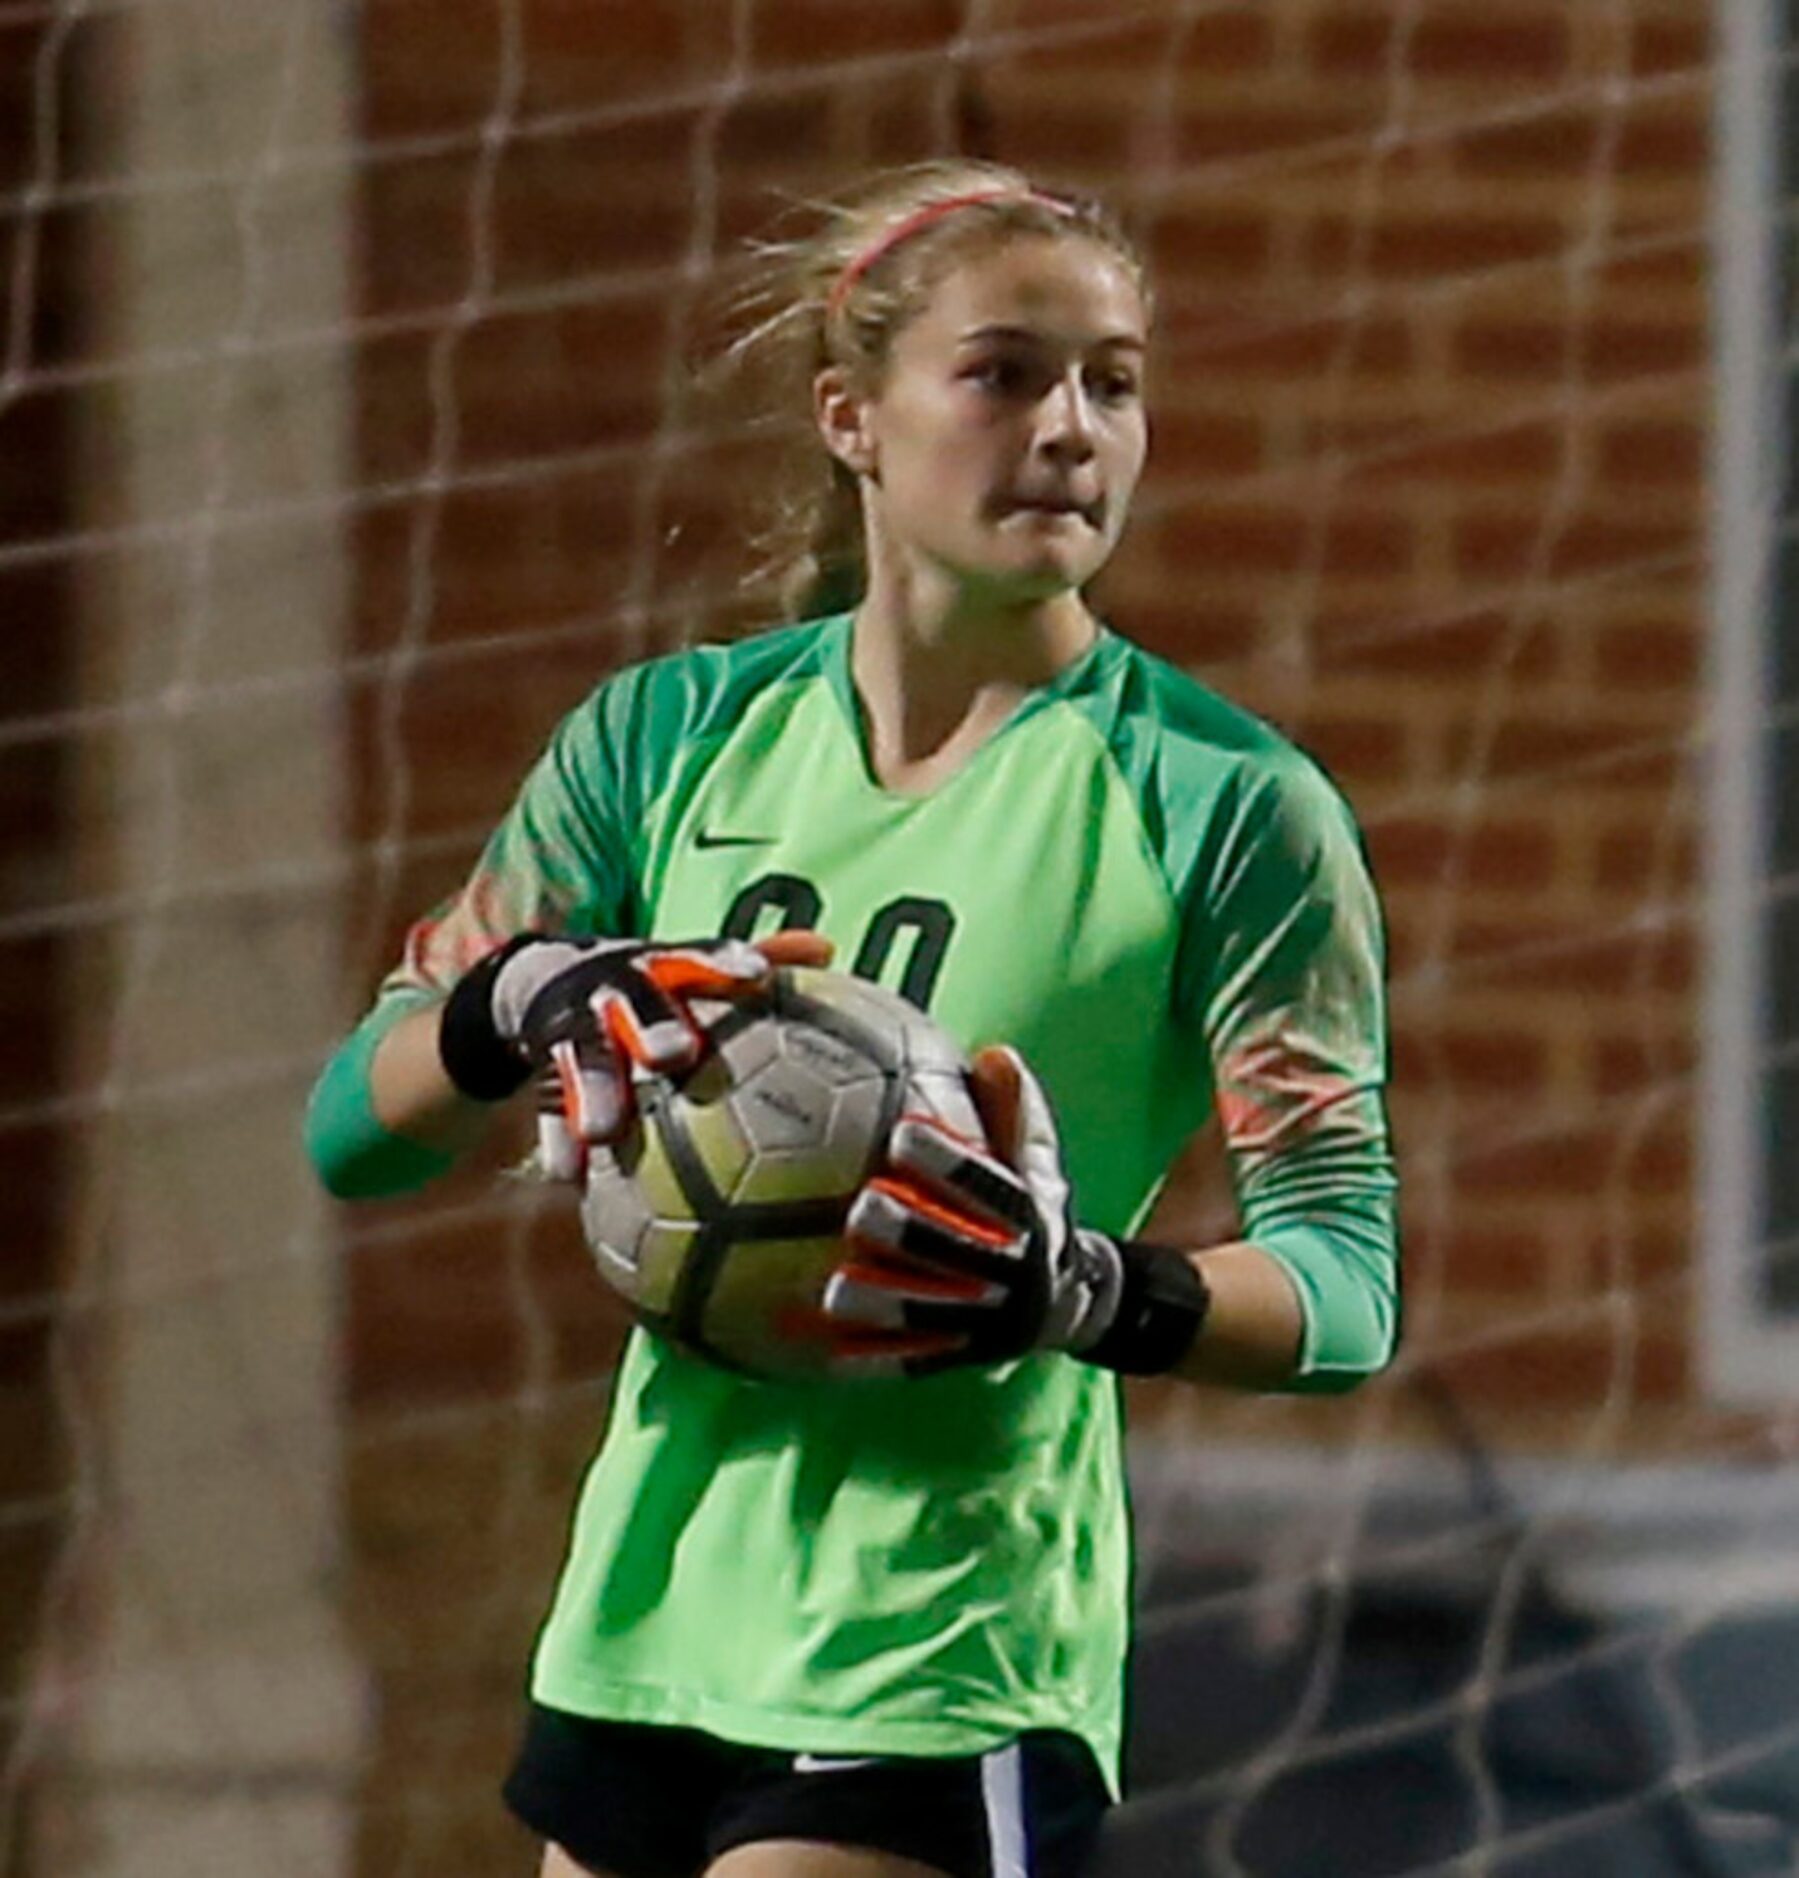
[{"left": 817, "top": 609, "right": 1121, "bottom": 804}]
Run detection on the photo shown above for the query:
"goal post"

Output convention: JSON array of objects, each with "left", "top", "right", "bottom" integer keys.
[{"left": 47, "top": 5, "right": 363, "bottom": 1873}]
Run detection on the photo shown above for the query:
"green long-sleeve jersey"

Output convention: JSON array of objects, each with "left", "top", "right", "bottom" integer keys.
[{"left": 306, "top": 611, "right": 1400, "bottom": 1792}]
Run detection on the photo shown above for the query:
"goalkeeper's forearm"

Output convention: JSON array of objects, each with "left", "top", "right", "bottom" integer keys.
[
  {"left": 305, "top": 1004, "right": 492, "bottom": 1199},
  {"left": 1169, "top": 1241, "right": 1307, "bottom": 1390},
  {"left": 1164, "top": 1219, "right": 1398, "bottom": 1395},
  {"left": 370, "top": 1005, "right": 494, "bottom": 1151}
]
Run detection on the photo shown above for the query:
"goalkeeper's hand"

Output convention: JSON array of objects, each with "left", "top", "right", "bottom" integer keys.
[
  {"left": 823, "top": 1045, "right": 1128, "bottom": 1378},
  {"left": 438, "top": 928, "right": 832, "bottom": 1178}
]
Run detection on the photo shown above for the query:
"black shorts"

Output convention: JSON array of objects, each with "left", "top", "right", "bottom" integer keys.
[{"left": 503, "top": 1703, "right": 1110, "bottom": 1878}]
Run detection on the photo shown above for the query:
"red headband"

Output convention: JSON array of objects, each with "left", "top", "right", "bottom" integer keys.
[{"left": 825, "top": 188, "right": 1078, "bottom": 319}]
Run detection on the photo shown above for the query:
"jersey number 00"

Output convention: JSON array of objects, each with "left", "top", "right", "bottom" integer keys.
[{"left": 721, "top": 872, "right": 955, "bottom": 1013}]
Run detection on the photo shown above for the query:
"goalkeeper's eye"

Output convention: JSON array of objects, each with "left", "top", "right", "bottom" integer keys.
[
  {"left": 963, "top": 355, "right": 1041, "bottom": 398},
  {"left": 1089, "top": 367, "right": 1140, "bottom": 405}
]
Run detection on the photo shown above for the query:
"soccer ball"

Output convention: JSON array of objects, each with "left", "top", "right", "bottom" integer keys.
[{"left": 579, "top": 965, "right": 979, "bottom": 1382}]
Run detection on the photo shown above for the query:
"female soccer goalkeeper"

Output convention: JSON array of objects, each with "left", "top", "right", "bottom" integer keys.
[{"left": 306, "top": 160, "right": 1400, "bottom": 1878}]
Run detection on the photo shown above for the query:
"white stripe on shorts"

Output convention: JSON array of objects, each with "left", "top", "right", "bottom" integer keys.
[{"left": 979, "top": 1741, "right": 1028, "bottom": 1878}]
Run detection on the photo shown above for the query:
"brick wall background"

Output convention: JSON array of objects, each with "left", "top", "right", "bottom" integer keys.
[{"left": 341, "top": 2, "right": 1723, "bottom": 1869}]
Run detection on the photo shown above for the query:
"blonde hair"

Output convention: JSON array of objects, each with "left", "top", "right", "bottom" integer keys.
[{"left": 705, "top": 160, "right": 1152, "bottom": 624}]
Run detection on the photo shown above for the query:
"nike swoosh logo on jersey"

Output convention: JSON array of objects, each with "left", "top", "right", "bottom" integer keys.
[
  {"left": 792, "top": 1753, "right": 883, "bottom": 1774},
  {"left": 694, "top": 828, "right": 777, "bottom": 850}
]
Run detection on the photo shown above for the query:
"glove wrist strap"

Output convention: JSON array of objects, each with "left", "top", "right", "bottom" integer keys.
[
  {"left": 1078, "top": 1238, "right": 1210, "bottom": 1376},
  {"left": 439, "top": 936, "right": 537, "bottom": 1101}
]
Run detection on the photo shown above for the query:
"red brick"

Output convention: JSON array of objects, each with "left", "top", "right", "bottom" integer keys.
[
  {"left": 1622, "top": 1109, "right": 1695, "bottom": 1191},
  {"left": 1314, "top": 608, "right": 1561, "bottom": 684},
  {"left": 1617, "top": 100, "right": 1709, "bottom": 179},
  {"left": 1149, "top": 207, "right": 1278, "bottom": 282},
  {"left": 1457, "top": 307, "right": 1706, "bottom": 385},
  {"left": 1594, "top": 619, "right": 1700, "bottom": 691},
  {"left": 455, "top": 300, "right": 671, "bottom": 463},
  {"left": 1457, "top": 315, "right": 1569, "bottom": 381},
  {"left": 1142, "top": 408, "right": 1262, "bottom": 477},
  {"left": 984, "top": 94, "right": 1142, "bottom": 177},
  {"left": 1160, "top": 501, "right": 1413, "bottom": 580},
  {"left": 1382, "top": 908, "right": 1427, "bottom": 980},
  {"left": 1411, "top": 13, "right": 1574, "bottom": 82},
  {"left": 1309, "top": 212, "right": 1569, "bottom": 284},
  {"left": 1454, "top": 1121, "right": 1623, "bottom": 1198},
  {"left": 1286, "top": 711, "right": 1410, "bottom": 784},
  {"left": 1435, "top": 1315, "right": 1688, "bottom": 1412},
  {"left": 1450, "top": 921, "right": 1696, "bottom": 996},
  {"left": 361, "top": 151, "right": 484, "bottom": 316},
  {"left": 522, "top": 0, "right": 733, "bottom": 97},
  {"left": 1452, "top": 510, "right": 1693, "bottom": 585},
  {"left": 1597, "top": 238, "right": 1706, "bottom": 300},
  {"left": 745, "top": 0, "right": 954, "bottom": 65},
  {"left": 1599, "top": 418, "right": 1704, "bottom": 488},
  {"left": 1182, "top": 313, "right": 1415, "bottom": 380},
  {"left": 348, "top": 1215, "right": 531, "bottom": 1409},
  {"left": 1434, "top": 1319, "right": 1628, "bottom": 1412},
  {"left": 1453, "top": 318, "right": 1566, "bottom": 381},
  {"left": 1629, "top": 16, "right": 1709, "bottom": 78},
  {"left": 1582, "top": 317, "right": 1705, "bottom": 383},
  {"left": 1451, "top": 107, "right": 1602, "bottom": 179},
  {"left": 1589, "top": 1033, "right": 1694, "bottom": 1098},
  {"left": 356, "top": 329, "right": 435, "bottom": 485},
  {"left": 1592, "top": 822, "right": 1697, "bottom": 894},
  {"left": 392, "top": 656, "right": 608, "bottom": 834},
  {"left": 849, "top": 86, "right": 958, "bottom": 171},
  {"left": 492, "top": 147, "right": 693, "bottom": 287},
  {"left": 1631, "top": 1330, "right": 1691, "bottom": 1405},
  {"left": 525, "top": 1220, "right": 634, "bottom": 1381},
  {"left": 1615, "top": 1221, "right": 1690, "bottom": 1283},
  {"left": 1306, "top": 11, "right": 1389, "bottom": 77},
  {"left": 1175, "top": 99, "right": 1372, "bottom": 165},
  {"left": 1309, "top": 9, "right": 1578, "bottom": 84},
  {"left": 1151, "top": 506, "right": 1278, "bottom": 577},
  {"left": 1369, "top": 814, "right": 1559, "bottom": 893},
  {"left": 1174, "top": 10, "right": 1275, "bottom": 77},
  {"left": 425, "top": 471, "right": 640, "bottom": 613},
  {"left": 1465, "top": 718, "right": 1687, "bottom": 791},
  {"left": 1394, "top": 1026, "right": 1553, "bottom": 1094},
  {"left": 363, "top": 0, "right": 504, "bottom": 139},
  {"left": 1360, "top": 419, "right": 1562, "bottom": 488},
  {"left": 999, "top": 9, "right": 1269, "bottom": 82},
  {"left": 1426, "top": 1221, "right": 1559, "bottom": 1296},
  {"left": 1002, "top": 17, "right": 1192, "bottom": 80},
  {"left": 1118, "top": 599, "right": 1261, "bottom": 667},
  {"left": 717, "top": 94, "right": 836, "bottom": 167}
]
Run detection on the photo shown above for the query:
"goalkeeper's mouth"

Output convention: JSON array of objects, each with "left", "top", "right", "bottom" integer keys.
[{"left": 1000, "top": 494, "right": 1104, "bottom": 528}]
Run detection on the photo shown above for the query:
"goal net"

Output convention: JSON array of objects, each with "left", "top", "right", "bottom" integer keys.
[{"left": 2, "top": 2, "right": 1794, "bottom": 1875}]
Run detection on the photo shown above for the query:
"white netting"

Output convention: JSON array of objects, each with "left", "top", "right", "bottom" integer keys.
[{"left": 0, "top": 1, "right": 1794, "bottom": 1874}]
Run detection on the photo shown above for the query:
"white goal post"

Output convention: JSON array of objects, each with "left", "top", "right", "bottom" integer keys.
[{"left": 1702, "top": 0, "right": 1797, "bottom": 1401}]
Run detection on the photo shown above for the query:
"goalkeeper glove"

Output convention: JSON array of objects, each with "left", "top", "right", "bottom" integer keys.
[
  {"left": 826, "top": 1045, "right": 1209, "bottom": 1378},
  {"left": 438, "top": 930, "right": 828, "bottom": 1178}
]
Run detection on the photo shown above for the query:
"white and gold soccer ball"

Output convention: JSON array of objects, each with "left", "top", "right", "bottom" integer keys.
[{"left": 579, "top": 966, "right": 978, "bottom": 1382}]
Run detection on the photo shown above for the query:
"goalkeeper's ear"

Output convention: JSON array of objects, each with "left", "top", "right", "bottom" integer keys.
[{"left": 814, "top": 364, "right": 879, "bottom": 478}]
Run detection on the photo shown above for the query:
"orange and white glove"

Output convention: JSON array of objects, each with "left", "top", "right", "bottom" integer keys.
[
  {"left": 822, "top": 1046, "right": 1126, "bottom": 1377},
  {"left": 439, "top": 928, "right": 830, "bottom": 1178},
  {"left": 826, "top": 1045, "right": 1212, "bottom": 1380}
]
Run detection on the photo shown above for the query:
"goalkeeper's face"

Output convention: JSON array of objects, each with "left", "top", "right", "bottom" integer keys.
[{"left": 830, "top": 235, "right": 1149, "bottom": 606}]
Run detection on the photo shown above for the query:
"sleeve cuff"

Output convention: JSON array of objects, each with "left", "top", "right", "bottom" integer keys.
[{"left": 304, "top": 998, "right": 457, "bottom": 1199}]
